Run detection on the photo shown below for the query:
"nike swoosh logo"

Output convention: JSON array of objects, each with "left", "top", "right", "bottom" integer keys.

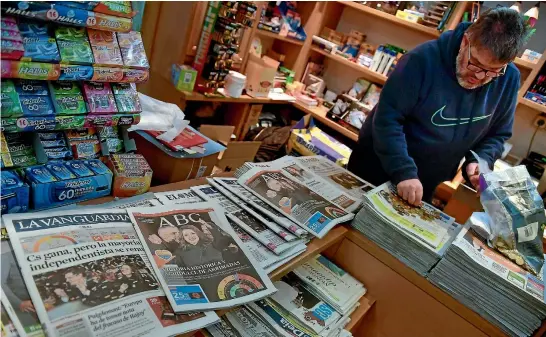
[{"left": 431, "top": 105, "right": 491, "bottom": 127}]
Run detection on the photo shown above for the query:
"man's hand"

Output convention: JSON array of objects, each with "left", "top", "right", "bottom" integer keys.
[
  {"left": 466, "top": 162, "right": 480, "bottom": 190},
  {"left": 397, "top": 179, "right": 423, "bottom": 206},
  {"left": 19, "top": 300, "right": 35, "bottom": 313}
]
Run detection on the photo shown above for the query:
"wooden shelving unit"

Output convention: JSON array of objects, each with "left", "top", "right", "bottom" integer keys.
[
  {"left": 256, "top": 29, "right": 305, "bottom": 46},
  {"left": 293, "top": 102, "right": 359, "bottom": 141},
  {"left": 514, "top": 57, "right": 536, "bottom": 71},
  {"left": 311, "top": 46, "right": 388, "bottom": 85},
  {"left": 337, "top": 1, "right": 441, "bottom": 38},
  {"left": 518, "top": 96, "right": 546, "bottom": 113}
]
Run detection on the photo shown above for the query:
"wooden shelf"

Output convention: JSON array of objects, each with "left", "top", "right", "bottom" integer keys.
[
  {"left": 311, "top": 46, "right": 388, "bottom": 85},
  {"left": 179, "top": 90, "right": 293, "bottom": 104},
  {"left": 338, "top": 1, "right": 441, "bottom": 38},
  {"left": 518, "top": 97, "right": 546, "bottom": 113},
  {"left": 256, "top": 29, "right": 305, "bottom": 46},
  {"left": 346, "top": 295, "right": 375, "bottom": 332},
  {"left": 293, "top": 102, "right": 360, "bottom": 142},
  {"left": 514, "top": 57, "right": 536, "bottom": 71}
]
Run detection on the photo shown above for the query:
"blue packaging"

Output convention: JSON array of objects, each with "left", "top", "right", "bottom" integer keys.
[
  {"left": 64, "top": 160, "right": 94, "bottom": 177},
  {"left": 85, "top": 159, "right": 111, "bottom": 175},
  {"left": 59, "top": 65, "right": 94, "bottom": 81},
  {"left": 27, "top": 160, "right": 112, "bottom": 210},
  {"left": 15, "top": 79, "right": 49, "bottom": 96},
  {"left": 1, "top": 170, "right": 29, "bottom": 214},
  {"left": 18, "top": 21, "right": 49, "bottom": 37},
  {"left": 44, "top": 147, "right": 73, "bottom": 160},
  {"left": 21, "top": 36, "right": 61, "bottom": 63},
  {"left": 19, "top": 95, "right": 55, "bottom": 116},
  {"left": 47, "top": 162, "right": 77, "bottom": 180},
  {"left": 40, "top": 137, "right": 67, "bottom": 148},
  {"left": 24, "top": 165, "right": 58, "bottom": 184},
  {"left": 38, "top": 132, "right": 64, "bottom": 141}
]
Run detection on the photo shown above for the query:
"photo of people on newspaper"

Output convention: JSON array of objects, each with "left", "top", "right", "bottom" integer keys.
[
  {"left": 245, "top": 170, "right": 349, "bottom": 233},
  {"left": 33, "top": 255, "right": 158, "bottom": 321},
  {"left": 128, "top": 204, "right": 276, "bottom": 311},
  {"left": 1, "top": 241, "right": 43, "bottom": 336}
]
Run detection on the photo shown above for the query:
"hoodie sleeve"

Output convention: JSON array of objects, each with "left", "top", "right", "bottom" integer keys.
[
  {"left": 372, "top": 53, "right": 423, "bottom": 185},
  {"left": 462, "top": 75, "right": 518, "bottom": 178}
]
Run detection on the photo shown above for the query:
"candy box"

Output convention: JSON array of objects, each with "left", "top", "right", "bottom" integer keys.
[
  {"left": 1, "top": 170, "right": 29, "bottom": 214},
  {"left": 52, "top": 94, "right": 87, "bottom": 115},
  {"left": 1, "top": 61, "right": 61, "bottom": 80},
  {"left": 48, "top": 81, "right": 82, "bottom": 95},
  {"left": 87, "top": 29, "right": 123, "bottom": 66},
  {"left": 59, "top": 65, "right": 94, "bottom": 81},
  {"left": 18, "top": 21, "right": 49, "bottom": 37},
  {"left": 1, "top": 39, "right": 24, "bottom": 60},
  {"left": 83, "top": 81, "right": 114, "bottom": 95},
  {"left": 21, "top": 35, "right": 60, "bottom": 63},
  {"left": 15, "top": 79, "right": 49, "bottom": 96},
  {"left": 1, "top": 30, "right": 23, "bottom": 42},
  {"left": 117, "top": 31, "right": 149, "bottom": 68},
  {"left": 57, "top": 40, "right": 94, "bottom": 65},
  {"left": 1, "top": 17, "right": 18, "bottom": 32},
  {"left": 171, "top": 64, "right": 197, "bottom": 92},
  {"left": 91, "top": 66, "right": 123, "bottom": 82},
  {"left": 107, "top": 153, "right": 152, "bottom": 197},
  {"left": 55, "top": 27, "right": 87, "bottom": 41},
  {"left": 70, "top": 139, "right": 101, "bottom": 159},
  {"left": 1, "top": 80, "right": 23, "bottom": 117},
  {"left": 44, "top": 147, "right": 73, "bottom": 160},
  {"left": 94, "top": 1, "right": 135, "bottom": 18},
  {"left": 23, "top": 160, "right": 112, "bottom": 210},
  {"left": 66, "top": 128, "right": 98, "bottom": 141},
  {"left": 19, "top": 95, "right": 55, "bottom": 116}
]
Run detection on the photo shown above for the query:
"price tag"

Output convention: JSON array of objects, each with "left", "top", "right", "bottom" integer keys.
[{"left": 46, "top": 9, "right": 59, "bottom": 20}]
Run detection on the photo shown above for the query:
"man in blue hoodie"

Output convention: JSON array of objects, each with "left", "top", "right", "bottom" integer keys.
[{"left": 347, "top": 8, "right": 529, "bottom": 206}]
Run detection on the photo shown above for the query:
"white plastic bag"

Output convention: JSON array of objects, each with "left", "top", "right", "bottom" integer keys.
[{"left": 129, "top": 93, "right": 189, "bottom": 142}]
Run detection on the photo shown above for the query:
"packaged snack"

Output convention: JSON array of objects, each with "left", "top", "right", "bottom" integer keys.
[
  {"left": 0, "top": 169, "right": 29, "bottom": 214},
  {"left": 1, "top": 30, "right": 23, "bottom": 42},
  {"left": 1, "top": 80, "right": 23, "bottom": 116},
  {"left": 1, "top": 17, "right": 19, "bottom": 32},
  {"left": 116, "top": 31, "right": 149, "bottom": 68},
  {"left": 111, "top": 82, "right": 136, "bottom": 95},
  {"left": 1, "top": 152, "right": 14, "bottom": 167},
  {"left": 113, "top": 93, "right": 141, "bottom": 113},
  {"left": 1, "top": 61, "right": 61, "bottom": 80},
  {"left": 66, "top": 128, "right": 98, "bottom": 141},
  {"left": 19, "top": 95, "right": 55, "bottom": 116},
  {"left": 91, "top": 66, "right": 124, "bottom": 82},
  {"left": 94, "top": 12, "right": 132, "bottom": 32},
  {"left": 83, "top": 82, "right": 117, "bottom": 114},
  {"left": 12, "top": 154, "right": 38, "bottom": 167},
  {"left": 40, "top": 137, "right": 68, "bottom": 148},
  {"left": 71, "top": 139, "right": 101, "bottom": 159},
  {"left": 7, "top": 142, "right": 33, "bottom": 157},
  {"left": 87, "top": 29, "right": 123, "bottom": 66},
  {"left": 21, "top": 36, "right": 61, "bottom": 63},
  {"left": 120, "top": 68, "right": 149, "bottom": 83},
  {"left": 44, "top": 147, "right": 73, "bottom": 160},
  {"left": 52, "top": 94, "right": 87, "bottom": 115},
  {"left": 59, "top": 64, "right": 94, "bottom": 81},
  {"left": 15, "top": 79, "right": 49, "bottom": 96},
  {"left": 107, "top": 153, "right": 152, "bottom": 197},
  {"left": 98, "top": 126, "right": 118, "bottom": 138},
  {"left": 55, "top": 27, "right": 87, "bottom": 41},
  {"left": 18, "top": 21, "right": 49, "bottom": 37},
  {"left": 57, "top": 40, "right": 94, "bottom": 65},
  {"left": 38, "top": 131, "right": 65, "bottom": 141},
  {"left": 47, "top": 162, "right": 77, "bottom": 180},
  {"left": 64, "top": 160, "right": 94, "bottom": 177},
  {"left": 94, "top": 1, "right": 135, "bottom": 18},
  {"left": 24, "top": 165, "right": 58, "bottom": 183},
  {"left": 1, "top": 40, "right": 24, "bottom": 60},
  {"left": 106, "top": 137, "right": 124, "bottom": 153},
  {"left": 83, "top": 81, "right": 114, "bottom": 95},
  {"left": 48, "top": 81, "right": 81, "bottom": 95},
  {"left": 84, "top": 159, "right": 111, "bottom": 175},
  {"left": 0, "top": 132, "right": 7, "bottom": 153}
]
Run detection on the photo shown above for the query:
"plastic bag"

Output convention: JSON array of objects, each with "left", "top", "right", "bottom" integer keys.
[
  {"left": 479, "top": 164, "right": 545, "bottom": 276},
  {"left": 128, "top": 93, "right": 189, "bottom": 142}
]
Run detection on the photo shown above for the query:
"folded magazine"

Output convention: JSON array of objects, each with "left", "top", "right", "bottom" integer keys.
[
  {"left": 2, "top": 209, "right": 219, "bottom": 337},
  {"left": 126, "top": 202, "right": 277, "bottom": 312},
  {"left": 235, "top": 164, "right": 354, "bottom": 238}
]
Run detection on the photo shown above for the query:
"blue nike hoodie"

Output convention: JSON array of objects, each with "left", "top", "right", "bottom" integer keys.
[{"left": 348, "top": 23, "right": 519, "bottom": 200}]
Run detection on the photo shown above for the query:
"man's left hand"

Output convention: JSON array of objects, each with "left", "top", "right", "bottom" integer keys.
[{"left": 466, "top": 162, "right": 480, "bottom": 190}]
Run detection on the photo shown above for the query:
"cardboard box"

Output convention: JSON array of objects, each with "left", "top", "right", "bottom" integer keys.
[
  {"left": 1, "top": 170, "right": 29, "bottom": 214},
  {"left": 320, "top": 27, "right": 345, "bottom": 45},
  {"left": 199, "top": 125, "right": 261, "bottom": 172},
  {"left": 133, "top": 127, "right": 225, "bottom": 185},
  {"left": 245, "top": 54, "right": 279, "bottom": 98},
  {"left": 171, "top": 64, "right": 197, "bottom": 92},
  {"left": 395, "top": 10, "right": 423, "bottom": 23},
  {"left": 107, "top": 153, "right": 153, "bottom": 197}
]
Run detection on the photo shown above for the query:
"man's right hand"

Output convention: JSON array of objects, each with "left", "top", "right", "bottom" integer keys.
[
  {"left": 19, "top": 300, "right": 35, "bottom": 313},
  {"left": 397, "top": 179, "right": 423, "bottom": 206}
]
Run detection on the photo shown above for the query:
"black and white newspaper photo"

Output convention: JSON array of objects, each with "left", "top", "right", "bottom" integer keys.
[
  {"left": 2, "top": 209, "right": 219, "bottom": 337},
  {"left": 126, "top": 202, "right": 277, "bottom": 312}
]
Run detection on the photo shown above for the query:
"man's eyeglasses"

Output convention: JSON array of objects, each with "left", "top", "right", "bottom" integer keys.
[{"left": 466, "top": 42, "right": 506, "bottom": 78}]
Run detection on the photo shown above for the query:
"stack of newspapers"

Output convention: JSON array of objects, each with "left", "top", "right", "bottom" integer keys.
[
  {"left": 352, "top": 182, "right": 462, "bottom": 276},
  {"left": 428, "top": 226, "right": 546, "bottom": 337},
  {"left": 202, "top": 255, "right": 364, "bottom": 337}
]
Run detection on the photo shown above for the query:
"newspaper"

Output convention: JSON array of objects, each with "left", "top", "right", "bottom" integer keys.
[
  {"left": 53, "top": 193, "right": 162, "bottom": 211},
  {"left": 2, "top": 209, "right": 219, "bottom": 337},
  {"left": 224, "top": 306, "right": 278, "bottom": 337},
  {"left": 207, "top": 178, "right": 309, "bottom": 239},
  {"left": 126, "top": 202, "right": 277, "bottom": 312},
  {"left": 213, "top": 177, "right": 306, "bottom": 238},
  {"left": 235, "top": 165, "right": 354, "bottom": 238},
  {"left": 454, "top": 226, "right": 546, "bottom": 302},
  {"left": 294, "top": 156, "right": 374, "bottom": 199},
  {"left": 154, "top": 189, "right": 204, "bottom": 205},
  {"left": 228, "top": 219, "right": 307, "bottom": 274},
  {"left": 1, "top": 301, "right": 19, "bottom": 337},
  {"left": 191, "top": 184, "right": 305, "bottom": 255},
  {"left": 365, "top": 183, "right": 456, "bottom": 250},
  {"left": 205, "top": 317, "right": 241, "bottom": 337}
]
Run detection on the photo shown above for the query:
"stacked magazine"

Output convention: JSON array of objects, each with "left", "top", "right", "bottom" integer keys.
[
  {"left": 428, "top": 226, "right": 546, "bottom": 337},
  {"left": 352, "top": 182, "right": 462, "bottom": 276}
]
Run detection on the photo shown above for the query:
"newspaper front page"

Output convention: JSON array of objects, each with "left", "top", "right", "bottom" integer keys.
[
  {"left": 191, "top": 184, "right": 304, "bottom": 254},
  {"left": 1, "top": 301, "right": 19, "bottom": 337},
  {"left": 154, "top": 189, "right": 204, "bottom": 205},
  {"left": 294, "top": 156, "right": 374, "bottom": 199},
  {"left": 454, "top": 227, "right": 546, "bottom": 302},
  {"left": 126, "top": 202, "right": 277, "bottom": 312},
  {"left": 259, "top": 157, "right": 363, "bottom": 213},
  {"left": 212, "top": 177, "right": 306, "bottom": 238},
  {"left": 236, "top": 167, "right": 354, "bottom": 238},
  {"left": 365, "top": 183, "right": 457, "bottom": 250},
  {"left": 2, "top": 209, "right": 219, "bottom": 337},
  {"left": 225, "top": 306, "right": 279, "bottom": 337}
]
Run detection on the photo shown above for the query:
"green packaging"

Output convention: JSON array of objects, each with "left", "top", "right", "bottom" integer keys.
[
  {"left": 48, "top": 81, "right": 82, "bottom": 95},
  {"left": 52, "top": 94, "right": 87, "bottom": 115}
]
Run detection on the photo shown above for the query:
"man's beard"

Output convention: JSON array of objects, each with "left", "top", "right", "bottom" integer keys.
[{"left": 455, "top": 52, "right": 491, "bottom": 90}]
